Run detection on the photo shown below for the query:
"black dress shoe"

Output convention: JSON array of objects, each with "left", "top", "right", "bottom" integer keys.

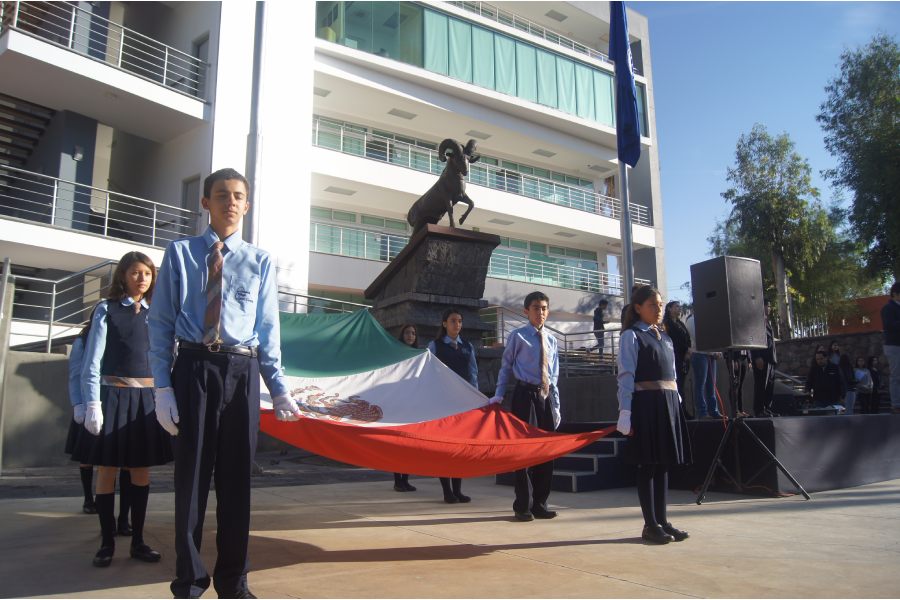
[
  {"left": 532, "top": 507, "right": 558, "bottom": 519},
  {"left": 93, "top": 545, "right": 114, "bottom": 567},
  {"left": 393, "top": 484, "right": 410, "bottom": 492},
  {"left": 82, "top": 500, "right": 97, "bottom": 514},
  {"left": 118, "top": 521, "right": 133, "bottom": 536},
  {"left": 130, "top": 542, "right": 161, "bottom": 563},
  {"left": 455, "top": 492, "right": 471, "bottom": 503},
  {"left": 514, "top": 511, "right": 534, "bottom": 522},
  {"left": 661, "top": 522, "right": 689, "bottom": 541},
  {"left": 443, "top": 493, "right": 459, "bottom": 504},
  {"left": 403, "top": 482, "right": 417, "bottom": 492},
  {"left": 233, "top": 589, "right": 257, "bottom": 599},
  {"left": 642, "top": 524, "right": 674, "bottom": 544}
]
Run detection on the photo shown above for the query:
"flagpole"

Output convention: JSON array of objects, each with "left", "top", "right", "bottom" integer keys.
[{"left": 619, "top": 161, "right": 635, "bottom": 304}]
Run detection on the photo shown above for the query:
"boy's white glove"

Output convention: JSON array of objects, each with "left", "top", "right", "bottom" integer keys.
[
  {"left": 273, "top": 393, "right": 302, "bottom": 421},
  {"left": 73, "top": 404, "right": 86, "bottom": 425},
  {"left": 84, "top": 400, "right": 103, "bottom": 436},
  {"left": 616, "top": 409, "right": 632, "bottom": 436},
  {"left": 154, "top": 387, "right": 180, "bottom": 436},
  {"left": 488, "top": 395, "right": 504, "bottom": 405}
]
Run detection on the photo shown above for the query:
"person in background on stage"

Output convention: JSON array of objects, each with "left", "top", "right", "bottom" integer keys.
[
  {"left": 616, "top": 285, "right": 691, "bottom": 544},
  {"left": 724, "top": 350, "right": 751, "bottom": 417},
  {"left": 866, "top": 356, "right": 882, "bottom": 414},
  {"left": 881, "top": 282, "right": 900, "bottom": 414},
  {"left": 593, "top": 299, "right": 609, "bottom": 354},
  {"left": 66, "top": 313, "right": 134, "bottom": 529},
  {"left": 806, "top": 350, "right": 844, "bottom": 408},
  {"left": 685, "top": 312, "right": 722, "bottom": 419},
  {"left": 392, "top": 325, "right": 419, "bottom": 493},
  {"left": 828, "top": 340, "right": 842, "bottom": 366},
  {"left": 428, "top": 309, "right": 476, "bottom": 504},
  {"left": 751, "top": 301, "right": 778, "bottom": 417},
  {"left": 73, "top": 251, "right": 172, "bottom": 568},
  {"left": 838, "top": 354, "right": 857, "bottom": 415},
  {"left": 490, "top": 291, "right": 561, "bottom": 522},
  {"left": 662, "top": 301, "right": 691, "bottom": 404},
  {"left": 854, "top": 357, "right": 874, "bottom": 415},
  {"left": 150, "top": 168, "right": 302, "bottom": 599}
]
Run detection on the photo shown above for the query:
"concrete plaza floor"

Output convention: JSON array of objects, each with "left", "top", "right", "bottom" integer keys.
[{"left": 1, "top": 452, "right": 899, "bottom": 598}]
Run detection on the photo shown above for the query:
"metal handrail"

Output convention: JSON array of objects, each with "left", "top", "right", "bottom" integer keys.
[
  {"left": 312, "top": 117, "right": 652, "bottom": 226},
  {"left": 0, "top": 164, "right": 198, "bottom": 247},
  {"left": 277, "top": 289, "right": 370, "bottom": 315},
  {"left": 1, "top": 1, "right": 208, "bottom": 99},
  {"left": 309, "top": 221, "right": 646, "bottom": 296}
]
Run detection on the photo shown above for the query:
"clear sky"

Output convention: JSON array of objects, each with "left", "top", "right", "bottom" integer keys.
[{"left": 629, "top": 1, "right": 900, "bottom": 303}]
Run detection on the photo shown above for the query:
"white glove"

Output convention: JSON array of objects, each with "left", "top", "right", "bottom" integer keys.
[
  {"left": 273, "top": 393, "right": 302, "bottom": 421},
  {"left": 616, "top": 409, "right": 632, "bottom": 436},
  {"left": 84, "top": 401, "right": 103, "bottom": 436},
  {"left": 154, "top": 387, "right": 180, "bottom": 436},
  {"left": 488, "top": 395, "right": 504, "bottom": 405},
  {"left": 73, "top": 404, "right": 86, "bottom": 425}
]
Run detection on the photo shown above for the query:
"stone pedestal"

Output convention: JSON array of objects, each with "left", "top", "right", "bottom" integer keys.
[{"left": 365, "top": 224, "right": 501, "bottom": 346}]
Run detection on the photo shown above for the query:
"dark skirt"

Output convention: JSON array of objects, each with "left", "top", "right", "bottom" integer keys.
[
  {"left": 71, "top": 386, "right": 174, "bottom": 468},
  {"left": 625, "top": 389, "right": 693, "bottom": 466},
  {"left": 64, "top": 418, "right": 81, "bottom": 457}
]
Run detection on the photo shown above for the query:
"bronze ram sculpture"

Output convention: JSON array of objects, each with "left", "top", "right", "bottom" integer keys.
[{"left": 406, "top": 138, "right": 479, "bottom": 233}]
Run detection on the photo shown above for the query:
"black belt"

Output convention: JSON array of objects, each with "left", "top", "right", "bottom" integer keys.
[
  {"left": 178, "top": 340, "right": 258, "bottom": 358},
  {"left": 515, "top": 381, "right": 542, "bottom": 392}
]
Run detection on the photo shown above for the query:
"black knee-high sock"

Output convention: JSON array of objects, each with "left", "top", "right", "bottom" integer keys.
[
  {"left": 394, "top": 473, "right": 404, "bottom": 486},
  {"left": 652, "top": 466, "right": 669, "bottom": 525},
  {"left": 95, "top": 493, "right": 116, "bottom": 550},
  {"left": 79, "top": 466, "right": 94, "bottom": 503},
  {"left": 439, "top": 477, "right": 454, "bottom": 496},
  {"left": 118, "top": 469, "right": 132, "bottom": 527},
  {"left": 636, "top": 464, "right": 656, "bottom": 527},
  {"left": 129, "top": 484, "right": 149, "bottom": 547},
  {"left": 451, "top": 478, "right": 462, "bottom": 495}
]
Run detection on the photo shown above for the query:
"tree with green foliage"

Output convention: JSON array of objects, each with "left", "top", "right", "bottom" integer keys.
[{"left": 817, "top": 33, "right": 900, "bottom": 281}]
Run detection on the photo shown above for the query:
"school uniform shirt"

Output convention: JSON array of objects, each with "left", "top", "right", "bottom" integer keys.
[
  {"left": 495, "top": 324, "right": 560, "bottom": 423},
  {"left": 81, "top": 297, "right": 149, "bottom": 404},
  {"left": 427, "top": 335, "right": 478, "bottom": 388},
  {"left": 148, "top": 226, "right": 289, "bottom": 397},
  {"left": 68, "top": 336, "right": 85, "bottom": 407},
  {"left": 617, "top": 321, "right": 681, "bottom": 411}
]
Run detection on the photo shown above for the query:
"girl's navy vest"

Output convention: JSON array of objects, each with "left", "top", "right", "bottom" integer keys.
[
  {"left": 632, "top": 327, "right": 676, "bottom": 383},
  {"left": 101, "top": 300, "right": 152, "bottom": 378},
  {"left": 433, "top": 338, "right": 475, "bottom": 382}
]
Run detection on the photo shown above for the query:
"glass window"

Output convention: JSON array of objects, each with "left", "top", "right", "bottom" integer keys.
[
  {"left": 360, "top": 215, "right": 385, "bottom": 228},
  {"left": 385, "top": 218, "right": 408, "bottom": 231},
  {"left": 343, "top": 1, "right": 373, "bottom": 53},
  {"left": 636, "top": 83, "right": 649, "bottom": 137},
  {"left": 332, "top": 210, "right": 356, "bottom": 223},
  {"left": 472, "top": 25, "right": 495, "bottom": 88},
  {"left": 549, "top": 246, "right": 565, "bottom": 256},
  {"left": 448, "top": 18, "right": 472, "bottom": 82},
  {"left": 372, "top": 2, "right": 399, "bottom": 59},
  {"left": 556, "top": 57, "right": 576, "bottom": 115},
  {"left": 398, "top": 3, "right": 424, "bottom": 66},
  {"left": 574, "top": 63, "right": 595, "bottom": 121},
  {"left": 594, "top": 70, "right": 614, "bottom": 127},
  {"left": 311, "top": 207, "right": 332, "bottom": 220},
  {"left": 536, "top": 49, "right": 557, "bottom": 107},
  {"left": 515, "top": 41, "right": 537, "bottom": 102},
  {"left": 509, "top": 238, "right": 528, "bottom": 250},
  {"left": 494, "top": 34, "right": 516, "bottom": 95},
  {"left": 424, "top": 10, "right": 449, "bottom": 74},
  {"left": 530, "top": 242, "right": 547, "bottom": 254}
]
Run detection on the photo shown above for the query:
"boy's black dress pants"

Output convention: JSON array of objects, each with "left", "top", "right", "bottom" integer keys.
[{"left": 511, "top": 382, "right": 554, "bottom": 514}]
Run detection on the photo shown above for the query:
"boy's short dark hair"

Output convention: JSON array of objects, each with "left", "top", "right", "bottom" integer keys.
[
  {"left": 204, "top": 168, "right": 250, "bottom": 199},
  {"left": 524, "top": 291, "right": 550, "bottom": 309},
  {"left": 815, "top": 351, "right": 827, "bottom": 358},
  {"left": 891, "top": 282, "right": 900, "bottom": 296}
]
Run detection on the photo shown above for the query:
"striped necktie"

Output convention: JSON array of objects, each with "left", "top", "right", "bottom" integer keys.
[
  {"left": 539, "top": 328, "right": 550, "bottom": 399},
  {"left": 202, "top": 241, "right": 224, "bottom": 345}
]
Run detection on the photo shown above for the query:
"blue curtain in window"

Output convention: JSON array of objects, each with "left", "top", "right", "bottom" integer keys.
[
  {"left": 536, "top": 49, "right": 557, "bottom": 107},
  {"left": 472, "top": 26, "right": 494, "bottom": 88},
  {"left": 575, "top": 64, "right": 595, "bottom": 121},
  {"left": 449, "top": 18, "right": 472, "bottom": 83},
  {"left": 635, "top": 83, "right": 648, "bottom": 137},
  {"left": 515, "top": 42, "right": 537, "bottom": 102},
  {"left": 424, "top": 10, "right": 449, "bottom": 75},
  {"left": 594, "top": 70, "right": 614, "bottom": 127},
  {"left": 494, "top": 35, "right": 516, "bottom": 96},
  {"left": 556, "top": 58, "right": 576, "bottom": 115}
]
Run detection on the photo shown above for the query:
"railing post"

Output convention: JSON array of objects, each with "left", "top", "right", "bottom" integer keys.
[
  {"left": 50, "top": 179, "right": 58, "bottom": 225},
  {"left": 46, "top": 284, "right": 56, "bottom": 353},
  {"left": 163, "top": 46, "right": 169, "bottom": 86},
  {"left": 102, "top": 191, "right": 110, "bottom": 236},
  {"left": 68, "top": 4, "right": 76, "bottom": 49},
  {"left": 151, "top": 204, "right": 157, "bottom": 246},
  {"left": 12, "top": 1, "right": 21, "bottom": 28},
  {"left": 117, "top": 25, "right": 124, "bottom": 67}
]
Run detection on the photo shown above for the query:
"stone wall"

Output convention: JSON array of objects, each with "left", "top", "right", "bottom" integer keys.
[{"left": 775, "top": 331, "right": 888, "bottom": 378}]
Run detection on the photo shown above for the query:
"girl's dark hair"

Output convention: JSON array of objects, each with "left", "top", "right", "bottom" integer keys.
[
  {"left": 436, "top": 307, "right": 463, "bottom": 340},
  {"left": 829, "top": 339, "right": 840, "bottom": 352},
  {"left": 855, "top": 356, "right": 867, "bottom": 367},
  {"left": 107, "top": 251, "right": 156, "bottom": 303},
  {"left": 868, "top": 356, "right": 879, "bottom": 368},
  {"left": 662, "top": 300, "right": 681, "bottom": 332},
  {"left": 397, "top": 324, "right": 418, "bottom": 347},
  {"left": 622, "top": 285, "right": 661, "bottom": 330}
]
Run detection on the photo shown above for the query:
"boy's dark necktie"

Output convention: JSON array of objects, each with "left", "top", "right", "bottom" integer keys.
[{"left": 202, "top": 241, "right": 224, "bottom": 345}]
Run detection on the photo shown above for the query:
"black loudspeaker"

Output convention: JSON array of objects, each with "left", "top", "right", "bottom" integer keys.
[{"left": 690, "top": 256, "right": 765, "bottom": 351}]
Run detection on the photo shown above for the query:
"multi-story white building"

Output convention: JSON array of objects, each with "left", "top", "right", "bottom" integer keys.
[{"left": 0, "top": 1, "right": 664, "bottom": 347}]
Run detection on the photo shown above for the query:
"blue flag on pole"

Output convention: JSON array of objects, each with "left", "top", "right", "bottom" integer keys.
[{"left": 610, "top": 1, "right": 641, "bottom": 168}]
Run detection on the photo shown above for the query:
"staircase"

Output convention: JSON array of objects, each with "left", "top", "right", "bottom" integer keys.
[{"left": 0, "top": 93, "right": 54, "bottom": 170}]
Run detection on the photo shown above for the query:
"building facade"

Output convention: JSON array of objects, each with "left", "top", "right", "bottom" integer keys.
[{"left": 0, "top": 1, "right": 664, "bottom": 346}]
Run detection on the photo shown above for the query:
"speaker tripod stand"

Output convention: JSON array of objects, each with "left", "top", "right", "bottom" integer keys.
[{"left": 696, "top": 355, "right": 810, "bottom": 504}]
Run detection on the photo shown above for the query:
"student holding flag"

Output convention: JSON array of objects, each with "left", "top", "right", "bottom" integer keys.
[{"left": 149, "top": 168, "right": 302, "bottom": 599}]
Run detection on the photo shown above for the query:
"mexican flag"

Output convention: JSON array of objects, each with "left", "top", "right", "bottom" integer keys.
[{"left": 260, "top": 310, "right": 612, "bottom": 477}]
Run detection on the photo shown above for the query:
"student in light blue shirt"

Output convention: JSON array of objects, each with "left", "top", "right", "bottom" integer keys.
[
  {"left": 149, "top": 168, "right": 301, "bottom": 599},
  {"left": 65, "top": 329, "right": 97, "bottom": 514},
  {"left": 490, "top": 291, "right": 560, "bottom": 522}
]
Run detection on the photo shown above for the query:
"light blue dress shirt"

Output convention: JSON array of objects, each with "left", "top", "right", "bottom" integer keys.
[
  {"left": 81, "top": 297, "right": 149, "bottom": 405},
  {"left": 616, "top": 321, "right": 681, "bottom": 412},
  {"left": 495, "top": 324, "right": 559, "bottom": 397},
  {"left": 427, "top": 335, "right": 478, "bottom": 388},
  {"left": 148, "top": 226, "right": 288, "bottom": 397},
  {"left": 68, "top": 336, "right": 85, "bottom": 407}
]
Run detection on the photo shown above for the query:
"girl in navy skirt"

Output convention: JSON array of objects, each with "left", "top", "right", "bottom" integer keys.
[
  {"left": 73, "top": 251, "right": 173, "bottom": 567},
  {"left": 392, "top": 324, "right": 419, "bottom": 493},
  {"left": 616, "top": 285, "right": 692, "bottom": 544},
  {"left": 428, "top": 308, "right": 478, "bottom": 504}
]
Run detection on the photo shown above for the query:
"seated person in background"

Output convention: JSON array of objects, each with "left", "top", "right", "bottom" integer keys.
[{"left": 805, "top": 351, "right": 844, "bottom": 408}]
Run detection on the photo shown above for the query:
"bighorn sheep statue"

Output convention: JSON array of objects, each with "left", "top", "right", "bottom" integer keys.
[{"left": 406, "top": 138, "right": 479, "bottom": 233}]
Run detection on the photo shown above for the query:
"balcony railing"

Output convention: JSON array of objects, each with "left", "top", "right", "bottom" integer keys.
[
  {"left": 1, "top": 1, "right": 208, "bottom": 99},
  {"left": 310, "top": 221, "right": 648, "bottom": 296},
  {"left": 0, "top": 165, "right": 198, "bottom": 248},
  {"left": 312, "top": 118, "right": 652, "bottom": 226}
]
